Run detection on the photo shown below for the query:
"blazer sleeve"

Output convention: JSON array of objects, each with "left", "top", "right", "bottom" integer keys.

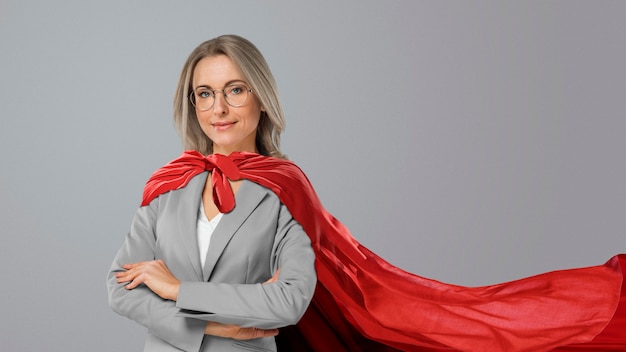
[
  {"left": 106, "top": 199, "right": 206, "bottom": 352},
  {"left": 175, "top": 202, "right": 317, "bottom": 329}
]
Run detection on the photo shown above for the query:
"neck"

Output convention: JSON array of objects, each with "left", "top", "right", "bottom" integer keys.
[{"left": 213, "top": 146, "right": 258, "bottom": 156}]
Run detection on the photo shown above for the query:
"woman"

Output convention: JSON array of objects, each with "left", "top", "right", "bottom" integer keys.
[
  {"left": 109, "top": 35, "right": 626, "bottom": 352},
  {"left": 107, "top": 35, "right": 317, "bottom": 352}
]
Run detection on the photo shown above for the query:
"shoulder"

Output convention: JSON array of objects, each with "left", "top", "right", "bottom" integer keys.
[
  {"left": 262, "top": 154, "right": 318, "bottom": 185},
  {"left": 141, "top": 151, "right": 207, "bottom": 206},
  {"left": 143, "top": 171, "right": 208, "bottom": 207}
]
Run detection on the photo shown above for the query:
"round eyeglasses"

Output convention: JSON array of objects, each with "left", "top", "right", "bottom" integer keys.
[{"left": 189, "top": 84, "right": 254, "bottom": 111}]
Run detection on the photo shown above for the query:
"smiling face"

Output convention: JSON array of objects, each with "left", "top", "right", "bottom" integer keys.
[{"left": 192, "top": 55, "right": 263, "bottom": 155}]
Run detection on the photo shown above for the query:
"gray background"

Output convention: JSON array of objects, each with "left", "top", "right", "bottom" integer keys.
[{"left": 1, "top": 1, "right": 625, "bottom": 350}]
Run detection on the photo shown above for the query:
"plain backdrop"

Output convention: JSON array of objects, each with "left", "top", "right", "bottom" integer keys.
[{"left": 1, "top": 1, "right": 625, "bottom": 351}]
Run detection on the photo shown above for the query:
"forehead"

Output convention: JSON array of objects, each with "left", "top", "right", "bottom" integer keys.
[{"left": 192, "top": 55, "right": 245, "bottom": 87}]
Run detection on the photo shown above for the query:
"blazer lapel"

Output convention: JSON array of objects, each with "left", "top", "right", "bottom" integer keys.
[
  {"left": 176, "top": 171, "right": 208, "bottom": 281},
  {"left": 202, "top": 180, "right": 267, "bottom": 281}
]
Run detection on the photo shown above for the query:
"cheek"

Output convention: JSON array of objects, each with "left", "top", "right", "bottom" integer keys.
[
  {"left": 247, "top": 97, "right": 263, "bottom": 126},
  {"left": 195, "top": 113, "right": 213, "bottom": 135},
  {"left": 196, "top": 111, "right": 210, "bottom": 125},
  {"left": 239, "top": 107, "right": 261, "bottom": 129},
  {"left": 250, "top": 113, "right": 261, "bottom": 128}
]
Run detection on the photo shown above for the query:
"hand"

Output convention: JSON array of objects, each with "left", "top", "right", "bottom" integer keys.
[
  {"left": 204, "top": 321, "right": 279, "bottom": 340},
  {"left": 115, "top": 260, "right": 180, "bottom": 301},
  {"left": 264, "top": 268, "right": 280, "bottom": 284},
  {"left": 202, "top": 269, "right": 281, "bottom": 339}
]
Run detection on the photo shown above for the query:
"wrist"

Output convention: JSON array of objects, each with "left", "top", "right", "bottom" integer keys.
[{"left": 169, "top": 281, "right": 180, "bottom": 301}]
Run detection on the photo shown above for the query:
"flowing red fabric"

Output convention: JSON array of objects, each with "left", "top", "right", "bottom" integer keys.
[{"left": 142, "top": 151, "right": 626, "bottom": 352}]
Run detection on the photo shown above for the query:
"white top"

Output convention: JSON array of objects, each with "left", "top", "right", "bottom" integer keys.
[{"left": 197, "top": 200, "right": 223, "bottom": 268}]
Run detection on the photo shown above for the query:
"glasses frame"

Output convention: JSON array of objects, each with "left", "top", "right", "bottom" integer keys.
[{"left": 189, "top": 85, "right": 254, "bottom": 111}]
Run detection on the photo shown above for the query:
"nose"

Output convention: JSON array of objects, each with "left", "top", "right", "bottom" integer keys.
[{"left": 212, "top": 91, "right": 228, "bottom": 115}]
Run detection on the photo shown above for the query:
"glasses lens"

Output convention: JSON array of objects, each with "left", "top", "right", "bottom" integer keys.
[
  {"left": 190, "top": 85, "right": 250, "bottom": 110},
  {"left": 191, "top": 89, "right": 214, "bottom": 111},
  {"left": 224, "top": 85, "right": 248, "bottom": 107}
]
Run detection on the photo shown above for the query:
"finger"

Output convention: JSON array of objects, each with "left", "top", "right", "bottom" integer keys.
[
  {"left": 115, "top": 270, "right": 134, "bottom": 283},
  {"left": 115, "top": 273, "right": 127, "bottom": 284},
  {"left": 249, "top": 328, "right": 278, "bottom": 339},
  {"left": 121, "top": 262, "right": 143, "bottom": 270},
  {"left": 118, "top": 262, "right": 149, "bottom": 282},
  {"left": 120, "top": 268, "right": 146, "bottom": 290},
  {"left": 261, "top": 328, "right": 279, "bottom": 337},
  {"left": 125, "top": 275, "right": 144, "bottom": 290},
  {"left": 205, "top": 321, "right": 237, "bottom": 337},
  {"left": 263, "top": 269, "right": 281, "bottom": 284},
  {"left": 249, "top": 327, "right": 278, "bottom": 339}
]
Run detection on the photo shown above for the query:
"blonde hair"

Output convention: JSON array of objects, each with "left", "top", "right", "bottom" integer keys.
[{"left": 173, "top": 35, "right": 286, "bottom": 158}]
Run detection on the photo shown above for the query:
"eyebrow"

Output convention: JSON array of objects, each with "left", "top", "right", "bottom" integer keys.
[{"left": 193, "top": 79, "right": 248, "bottom": 91}]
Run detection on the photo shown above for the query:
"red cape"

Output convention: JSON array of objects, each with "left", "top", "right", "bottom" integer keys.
[{"left": 142, "top": 151, "right": 626, "bottom": 352}]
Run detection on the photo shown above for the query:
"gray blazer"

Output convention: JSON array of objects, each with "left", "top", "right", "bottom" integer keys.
[{"left": 107, "top": 172, "right": 317, "bottom": 352}]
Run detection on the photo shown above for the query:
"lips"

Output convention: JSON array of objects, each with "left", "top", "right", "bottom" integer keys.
[{"left": 212, "top": 121, "right": 236, "bottom": 131}]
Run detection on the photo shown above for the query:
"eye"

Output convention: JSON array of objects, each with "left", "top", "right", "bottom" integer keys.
[
  {"left": 226, "top": 85, "right": 245, "bottom": 95},
  {"left": 196, "top": 89, "right": 213, "bottom": 99}
]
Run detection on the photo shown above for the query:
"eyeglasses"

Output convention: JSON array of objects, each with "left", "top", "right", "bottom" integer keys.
[{"left": 189, "top": 83, "right": 254, "bottom": 111}]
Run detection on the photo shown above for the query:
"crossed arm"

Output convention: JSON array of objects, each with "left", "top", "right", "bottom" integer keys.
[
  {"left": 107, "top": 195, "right": 316, "bottom": 350},
  {"left": 114, "top": 260, "right": 280, "bottom": 340}
]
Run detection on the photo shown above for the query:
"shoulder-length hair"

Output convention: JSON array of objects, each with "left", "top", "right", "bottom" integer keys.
[{"left": 173, "top": 34, "right": 286, "bottom": 158}]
